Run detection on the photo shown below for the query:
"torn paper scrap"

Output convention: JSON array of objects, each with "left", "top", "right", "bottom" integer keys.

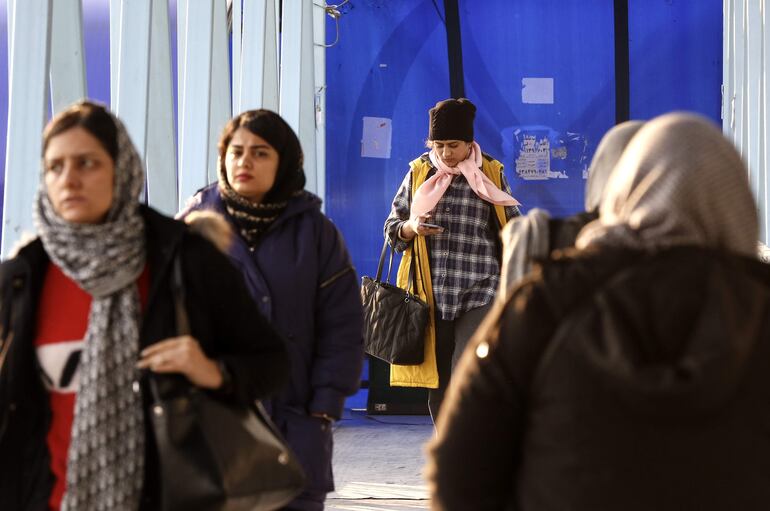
[
  {"left": 361, "top": 117, "right": 392, "bottom": 159},
  {"left": 522, "top": 77, "right": 554, "bottom": 104}
]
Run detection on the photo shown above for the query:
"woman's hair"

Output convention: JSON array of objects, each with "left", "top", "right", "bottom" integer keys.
[
  {"left": 42, "top": 101, "right": 118, "bottom": 161},
  {"left": 217, "top": 109, "right": 306, "bottom": 203}
]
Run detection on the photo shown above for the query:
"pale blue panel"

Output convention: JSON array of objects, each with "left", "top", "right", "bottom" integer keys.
[
  {"left": 50, "top": 0, "right": 87, "bottom": 113},
  {"left": 757, "top": 0, "right": 770, "bottom": 243},
  {"left": 279, "top": 0, "right": 317, "bottom": 194},
  {"left": 178, "top": 0, "right": 213, "bottom": 205},
  {"left": 146, "top": 0, "right": 177, "bottom": 215},
  {"left": 115, "top": 0, "right": 151, "bottom": 157},
  {"left": 231, "top": 0, "right": 242, "bottom": 114},
  {"left": 313, "top": 0, "right": 325, "bottom": 209},
  {"left": 237, "top": 0, "right": 270, "bottom": 112},
  {"left": 176, "top": 0, "right": 187, "bottom": 151},
  {"left": 2, "top": 0, "right": 52, "bottom": 257},
  {"left": 722, "top": 0, "right": 733, "bottom": 136},
  {"left": 746, "top": 0, "right": 762, "bottom": 220},
  {"left": 207, "top": 0, "right": 229, "bottom": 184}
]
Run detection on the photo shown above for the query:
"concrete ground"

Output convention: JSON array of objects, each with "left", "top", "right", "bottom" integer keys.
[{"left": 326, "top": 411, "right": 434, "bottom": 511}]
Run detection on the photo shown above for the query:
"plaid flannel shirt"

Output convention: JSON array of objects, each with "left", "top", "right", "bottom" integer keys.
[{"left": 384, "top": 162, "right": 521, "bottom": 321}]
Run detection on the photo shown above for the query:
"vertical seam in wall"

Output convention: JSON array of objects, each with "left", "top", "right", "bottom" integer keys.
[
  {"left": 614, "top": 0, "right": 630, "bottom": 123},
  {"left": 443, "top": 0, "right": 465, "bottom": 99}
]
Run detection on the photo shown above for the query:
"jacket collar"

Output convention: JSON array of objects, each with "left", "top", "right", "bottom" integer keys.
[{"left": 196, "top": 183, "right": 320, "bottom": 233}]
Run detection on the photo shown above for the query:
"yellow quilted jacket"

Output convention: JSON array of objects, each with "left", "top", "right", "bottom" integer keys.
[{"left": 390, "top": 154, "right": 509, "bottom": 388}]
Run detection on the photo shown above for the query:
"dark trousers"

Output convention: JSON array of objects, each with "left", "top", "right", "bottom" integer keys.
[{"left": 428, "top": 303, "right": 492, "bottom": 423}]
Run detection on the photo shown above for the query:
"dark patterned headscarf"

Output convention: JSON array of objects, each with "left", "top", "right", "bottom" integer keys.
[
  {"left": 35, "top": 101, "right": 146, "bottom": 510},
  {"left": 217, "top": 109, "right": 305, "bottom": 249}
]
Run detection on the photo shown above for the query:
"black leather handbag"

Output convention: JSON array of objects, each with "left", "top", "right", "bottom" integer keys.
[
  {"left": 361, "top": 240, "right": 429, "bottom": 365},
  {"left": 148, "top": 253, "right": 305, "bottom": 511}
]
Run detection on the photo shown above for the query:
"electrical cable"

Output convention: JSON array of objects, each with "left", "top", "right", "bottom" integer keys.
[{"left": 316, "top": 0, "right": 351, "bottom": 48}]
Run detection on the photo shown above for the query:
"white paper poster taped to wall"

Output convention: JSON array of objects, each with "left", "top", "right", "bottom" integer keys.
[
  {"left": 508, "top": 128, "right": 569, "bottom": 180},
  {"left": 361, "top": 116, "right": 392, "bottom": 159},
  {"left": 522, "top": 77, "right": 554, "bottom": 104}
]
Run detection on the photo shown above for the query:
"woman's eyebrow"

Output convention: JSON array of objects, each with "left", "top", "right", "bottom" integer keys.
[
  {"left": 45, "top": 151, "right": 101, "bottom": 161},
  {"left": 230, "top": 143, "right": 271, "bottom": 150}
]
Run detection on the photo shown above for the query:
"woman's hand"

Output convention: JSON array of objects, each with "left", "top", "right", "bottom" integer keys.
[
  {"left": 400, "top": 214, "right": 444, "bottom": 240},
  {"left": 137, "top": 336, "right": 224, "bottom": 389}
]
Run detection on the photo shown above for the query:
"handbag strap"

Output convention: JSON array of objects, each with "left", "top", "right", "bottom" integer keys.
[
  {"left": 375, "top": 239, "right": 390, "bottom": 281},
  {"left": 171, "top": 251, "right": 191, "bottom": 336},
  {"left": 375, "top": 238, "right": 399, "bottom": 284},
  {"left": 146, "top": 251, "right": 191, "bottom": 404},
  {"left": 375, "top": 237, "right": 420, "bottom": 296}
]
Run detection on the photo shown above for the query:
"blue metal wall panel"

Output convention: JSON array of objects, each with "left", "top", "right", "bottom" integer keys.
[
  {"left": 629, "top": 0, "right": 722, "bottom": 122},
  {"left": 325, "top": 1, "right": 451, "bottom": 278},
  {"left": 457, "top": 0, "right": 615, "bottom": 219},
  {"left": 326, "top": 1, "right": 722, "bottom": 279}
]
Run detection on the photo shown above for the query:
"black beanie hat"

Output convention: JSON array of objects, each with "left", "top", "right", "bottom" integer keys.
[{"left": 428, "top": 98, "right": 476, "bottom": 141}]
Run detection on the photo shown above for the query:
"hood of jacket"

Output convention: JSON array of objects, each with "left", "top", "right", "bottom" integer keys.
[
  {"left": 536, "top": 246, "right": 770, "bottom": 416},
  {"left": 183, "top": 183, "right": 322, "bottom": 233}
]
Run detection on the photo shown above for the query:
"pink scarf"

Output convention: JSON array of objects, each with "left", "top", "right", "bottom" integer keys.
[{"left": 411, "top": 142, "right": 521, "bottom": 218}]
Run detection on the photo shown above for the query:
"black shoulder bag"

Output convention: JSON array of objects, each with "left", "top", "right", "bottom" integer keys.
[
  {"left": 361, "top": 239, "right": 429, "bottom": 365},
  {"left": 147, "top": 252, "right": 305, "bottom": 511}
]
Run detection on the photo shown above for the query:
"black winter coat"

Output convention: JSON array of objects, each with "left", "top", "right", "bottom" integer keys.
[
  {"left": 429, "top": 246, "right": 770, "bottom": 511},
  {"left": 0, "top": 206, "right": 289, "bottom": 510}
]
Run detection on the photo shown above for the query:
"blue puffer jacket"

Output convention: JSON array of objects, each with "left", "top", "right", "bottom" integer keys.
[{"left": 181, "top": 184, "right": 364, "bottom": 494}]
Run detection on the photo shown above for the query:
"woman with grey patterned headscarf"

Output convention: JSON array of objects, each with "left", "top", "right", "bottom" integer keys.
[
  {"left": 429, "top": 112, "right": 770, "bottom": 510},
  {"left": 0, "top": 101, "right": 289, "bottom": 510}
]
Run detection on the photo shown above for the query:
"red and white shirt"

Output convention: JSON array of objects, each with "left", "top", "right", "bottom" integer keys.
[{"left": 35, "top": 262, "right": 149, "bottom": 511}]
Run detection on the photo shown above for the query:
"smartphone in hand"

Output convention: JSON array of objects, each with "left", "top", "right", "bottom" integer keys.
[{"left": 421, "top": 222, "right": 445, "bottom": 232}]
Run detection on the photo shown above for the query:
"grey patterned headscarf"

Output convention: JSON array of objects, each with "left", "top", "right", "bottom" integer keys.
[
  {"left": 34, "top": 105, "right": 147, "bottom": 510},
  {"left": 576, "top": 112, "right": 758, "bottom": 256}
]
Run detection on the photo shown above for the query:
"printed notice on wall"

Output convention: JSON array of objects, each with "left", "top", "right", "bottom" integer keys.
[
  {"left": 361, "top": 117, "right": 392, "bottom": 159},
  {"left": 515, "top": 134, "right": 552, "bottom": 179},
  {"left": 522, "top": 77, "right": 554, "bottom": 104},
  {"left": 502, "top": 126, "right": 572, "bottom": 180}
]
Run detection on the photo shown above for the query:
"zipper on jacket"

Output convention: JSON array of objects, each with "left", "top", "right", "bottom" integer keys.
[{"left": 320, "top": 265, "right": 354, "bottom": 289}]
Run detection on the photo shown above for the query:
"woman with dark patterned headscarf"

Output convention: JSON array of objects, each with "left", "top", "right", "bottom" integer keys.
[
  {"left": 180, "top": 109, "right": 363, "bottom": 511},
  {"left": 428, "top": 112, "right": 770, "bottom": 510},
  {"left": 0, "top": 101, "right": 288, "bottom": 510}
]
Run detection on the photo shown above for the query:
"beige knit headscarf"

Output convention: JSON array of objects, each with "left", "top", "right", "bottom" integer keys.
[
  {"left": 584, "top": 120, "right": 644, "bottom": 212},
  {"left": 576, "top": 112, "right": 758, "bottom": 256}
]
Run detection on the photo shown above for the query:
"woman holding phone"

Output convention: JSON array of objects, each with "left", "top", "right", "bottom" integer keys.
[{"left": 383, "top": 98, "right": 521, "bottom": 422}]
